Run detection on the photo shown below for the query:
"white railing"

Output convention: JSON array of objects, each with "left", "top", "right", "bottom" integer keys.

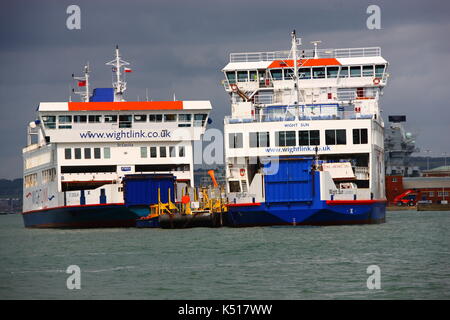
[{"left": 229, "top": 47, "right": 381, "bottom": 62}]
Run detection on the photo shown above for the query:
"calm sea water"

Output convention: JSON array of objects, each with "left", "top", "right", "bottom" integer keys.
[{"left": 0, "top": 210, "right": 449, "bottom": 300}]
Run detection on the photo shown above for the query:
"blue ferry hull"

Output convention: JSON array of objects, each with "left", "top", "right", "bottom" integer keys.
[
  {"left": 225, "top": 201, "right": 386, "bottom": 227},
  {"left": 22, "top": 204, "right": 138, "bottom": 228}
]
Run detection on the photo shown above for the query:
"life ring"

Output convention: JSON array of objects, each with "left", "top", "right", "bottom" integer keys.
[
  {"left": 373, "top": 77, "right": 381, "bottom": 85},
  {"left": 240, "top": 169, "right": 245, "bottom": 177}
]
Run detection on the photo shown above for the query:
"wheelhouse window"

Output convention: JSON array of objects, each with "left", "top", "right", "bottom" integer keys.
[
  {"left": 237, "top": 71, "right": 248, "bottom": 82},
  {"left": 326, "top": 67, "right": 339, "bottom": 78},
  {"left": 270, "top": 69, "right": 283, "bottom": 81},
  {"left": 119, "top": 115, "right": 132, "bottom": 128},
  {"left": 178, "top": 114, "right": 192, "bottom": 127},
  {"left": 42, "top": 115, "right": 56, "bottom": 129},
  {"left": 249, "top": 71, "right": 257, "bottom": 82},
  {"left": 283, "top": 69, "right": 294, "bottom": 80},
  {"left": 362, "top": 65, "right": 374, "bottom": 77},
  {"left": 312, "top": 67, "right": 325, "bottom": 79},
  {"left": 58, "top": 115, "right": 72, "bottom": 129},
  {"left": 229, "top": 133, "right": 243, "bottom": 148},
  {"left": 375, "top": 64, "right": 385, "bottom": 77},
  {"left": 353, "top": 128, "right": 368, "bottom": 144},
  {"left": 299, "top": 68, "right": 311, "bottom": 79},
  {"left": 149, "top": 114, "right": 162, "bottom": 122},
  {"left": 226, "top": 71, "right": 236, "bottom": 84},
  {"left": 104, "top": 115, "right": 117, "bottom": 123},
  {"left": 249, "top": 132, "right": 270, "bottom": 148},
  {"left": 134, "top": 115, "right": 147, "bottom": 122},
  {"left": 350, "top": 66, "right": 361, "bottom": 77},
  {"left": 299, "top": 130, "right": 320, "bottom": 146},
  {"left": 88, "top": 115, "right": 102, "bottom": 123},
  {"left": 194, "top": 114, "right": 207, "bottom": 127},
  {"left": 74, "top": 115, "right": 87, "bottom": 123},
  {"left": 164, "top": 114, "right": 176, "bottom": 122},
  {"left": 275, "top": 131, "right": 296, "bottom": 147},
  {"left": 325, "top": 129, "right": 346, "bottom": 145},
  {"left": 339, "top": 66, "right": 349, "bottom": 78}
]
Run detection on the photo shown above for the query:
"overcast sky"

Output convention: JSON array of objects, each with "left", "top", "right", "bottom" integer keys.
[{"left": 0, "top": 0, "right": 449, "bottom": 179}]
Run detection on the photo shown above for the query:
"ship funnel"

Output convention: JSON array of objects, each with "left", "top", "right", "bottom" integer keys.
[{"left": 208, "top": 170, "right": 219, "bottom": 188}]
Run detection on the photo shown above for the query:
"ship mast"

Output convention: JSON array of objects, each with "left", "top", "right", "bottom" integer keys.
[
  {"left": 72, "top": 63, "right": 90, "bottom": 102},
  {"left": 291, "top": 30, "right": 301, "bottom": 105},
  {"left": 106, "top": 45, "right": 130, "bottom": 102}
]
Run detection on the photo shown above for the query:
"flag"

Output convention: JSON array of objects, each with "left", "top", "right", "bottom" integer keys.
[
  {"left": 78, "top": 80, "right": 86, "bottom": 87},
  {"left": 124, "top": 67, "right": 133, "bottom": 73}
]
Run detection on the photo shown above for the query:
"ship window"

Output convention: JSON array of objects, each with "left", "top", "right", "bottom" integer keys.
[
  {"left": 104, "top": 147, "right": 111, "bottom": 159},
  {"left": 140, "top": 147, "right": 147, "bottom": 158},
  {"left": 275, "top": 131, "right": 296, "bottom": 147},
  {"left": 362, "top": 65, "right": 374, "bottom": 77},
  {"left": 237, "top": 71, "right": 248, "bottom": 82},
  {"left": 229, "top": 133, "right": 243, "bottom": 149},
  {"left": 74, "top": 115, "right": 87, "bottom": 123},
  {"left": 149, "top": 114, "right": 162, "bottom": 122},
  {"left": 375, "top": 64, "right": 385, "bottom": 77},
  {"left": 249, "top": 71, "right": 257, "bottom": 82},
  {"left": 299, "top": 68, "right": 311, "bottom": 79},
  {"left": 160, "top": 146, "right": 167, "bottom": 158},
  {"left": 42, "top": 115, "right": 56, "bottom": 129},
  {"left": 312, "top": 67, "right": 325, "bottom": 79},
  {"left": 179, "top": 146, "right": 185, "bottom": 157},
  {"left": 229, "top": 181, "right": 241, "bottom": 193},
  {"left": 178, "top": 114, "right": 191, "bottom": 122},
  {"left": 164, "top": 114, "right": 176, "bottom": 122},
  {"left": 353, "top": 128, "right": 368, "bottom": 144},
  {"left": 249, "top": 132, "right": 270, "bottom": 148},
  {"left": 94, "top": 148, "right": 101, "bottom": 159},
  {"left": 270, "top": 69, "right": 282, "bottom": 81},
  {"left": 150, "top": 147, "right": 157, "bottom": 158},
  {"left": 283, "top": 69, "right": 294, "bottom": 80},
  {"left": 350, "top": 66, "right": 361, "bottom": 77},
  {"left": 169, "top": 146, "right": 176, "bottom": 157},
  {"left": 326, "top": 129, "right": 347, "bottom": 145},
  {"left": 74, "top": 148, "right": 82, "bottom": 159},
  {"left": 119, "top": 115, "right": 132, "bottom": 128},
  {"left": 326, "top": 67, "right": 339, "bottom": 78},
  {"left": 226, "top": 71, "right": 236, "bottom": 84},
  {"left": 88, "top": 115, "right": 102, "bottom": 123},
  {"left": 194, "top": 114, "right": 207, "bottom": 127},
  {"left": 58, "top": 115, "right": 72, "bottom": 129},
  {"left": 299, "top": 130, "right": 320, "bottom": 146},
  {"left": 84, "top": 148, "right": 91, "bottom": 159},
  {"left": 134, "top": 115, "right": 147, "bottom": 122},
  {"left": 64, "top": 148, "right": 72, "bottom": 159},
  {"left": 104, "top": 115, "right": 117, "bottom": 123},
  {"left": 339, "top": 66, "right": 349, "bottom": 78}
]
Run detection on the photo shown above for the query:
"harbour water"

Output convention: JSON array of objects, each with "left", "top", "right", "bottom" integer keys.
[{"left": 0, "top": 211, "right": 449, "bottom": 299}]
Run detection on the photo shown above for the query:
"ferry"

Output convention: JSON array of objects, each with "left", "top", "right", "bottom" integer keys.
[
  {"left": 222, "top": 31, "right": 388, "bottom": 226},
  {"left": 22, "top": 47, "right": 211, "bottom": 228}
]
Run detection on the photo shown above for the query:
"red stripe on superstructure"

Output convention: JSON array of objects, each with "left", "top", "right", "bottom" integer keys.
[
  {"left": 68, "top": 101, "right": 183, "bottom": 111},
  {"left": 22, "top": 203, "right": 125, "bottom": 215},
  {"left": 268, "top": 58, "right": 341, "bottom": 69},
  {"left": 326, "top": 200, "right": 387, "bottom": 205},
  {"left": 226, "top": 202, "right": 261, "bottom": 207}
]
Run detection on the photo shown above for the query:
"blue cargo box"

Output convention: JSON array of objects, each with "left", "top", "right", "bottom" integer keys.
[
  {"left": 89, "top": 88, "right": 114, "bottom": 102},
  {"left": 123, "top": 174, "right": 176, "bottom": 206}
]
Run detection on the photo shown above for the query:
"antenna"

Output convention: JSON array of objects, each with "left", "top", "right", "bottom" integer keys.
[
  {"left": 72, "top": 63, "right": 90, "bottom": 102},
  {"left": 310, "top": 40, "right": 322, "bottom": 59},
  {"left": 106, "top": 45, "right": 130, "bottom": 102},
  {"left": 291, "top": 30, "right": 301, "bottom": 105}
]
